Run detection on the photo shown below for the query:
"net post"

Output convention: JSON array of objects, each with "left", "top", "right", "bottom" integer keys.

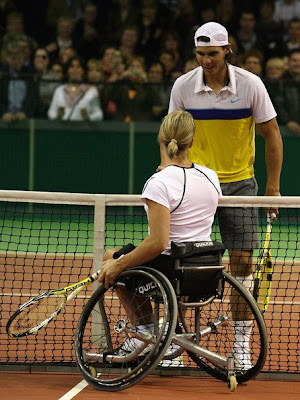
[{"left": 91, "top": 194, "right": 106, "bottom": 346}]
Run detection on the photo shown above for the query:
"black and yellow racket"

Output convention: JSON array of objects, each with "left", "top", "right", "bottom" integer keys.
[
  {"left": 253, "top": 214, "right": 273, "bottom": 313},
  {"left": 6, "top": 269, "right": 100, "bottom": 338}
]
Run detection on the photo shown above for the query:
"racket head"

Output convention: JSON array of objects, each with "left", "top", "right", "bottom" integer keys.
[{"left": 6, "top": 291, "right": 67, "bottom": 338}]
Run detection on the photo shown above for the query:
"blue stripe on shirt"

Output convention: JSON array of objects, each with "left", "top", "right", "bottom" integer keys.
[{"left": 186, "top": 108, "right": 252, "bottom": 120}]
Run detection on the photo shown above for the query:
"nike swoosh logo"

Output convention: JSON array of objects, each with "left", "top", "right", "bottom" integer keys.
[{"left": 231, "top": 98, "right": 242, "bottom": 103}]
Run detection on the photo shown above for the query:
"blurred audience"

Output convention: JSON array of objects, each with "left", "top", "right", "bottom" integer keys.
[
  {"left": 102, "top": 56, "right": 163, "bottom": 121},
  {"left": 0, "top": 41, "right": 38, "bottom": 121},
  {"left": 0, "top": 0, "right": 299, "bottom": 126},
  {"left": 273, "top": 0, "right": 300, "bottom": 32},
  {"left": 273, "top": 49, "right": 300, "bottom": 135},
  {"left": 243, "top": 49, "right": 264, "bottom": 76},
  {"left": 48, "top": 56, "right": 103, "bottom": 121},
  {"left": 33, "top": 47, "right": 62, "bottom": 118},
  {"left": 72, "top": 2, "right": 102, "bottom": 62},
  {"left": 45, "top": 16, "right": 74, "bottom": 63}
]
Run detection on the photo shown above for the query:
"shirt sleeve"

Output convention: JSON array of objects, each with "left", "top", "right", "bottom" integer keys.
[
  {"left": 168, "top": 78, "right": 184, "bottom": 113},
  {"left": 250, "top": 76, "right": 277, "bottom": 123},
  {"left": 141, "top": 176, "right": 170, "bottom": 210}
]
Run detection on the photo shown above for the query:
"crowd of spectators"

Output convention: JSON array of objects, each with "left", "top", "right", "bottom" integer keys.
[{"left": 0, "top": 0, "right": 299, "bottom": 133}]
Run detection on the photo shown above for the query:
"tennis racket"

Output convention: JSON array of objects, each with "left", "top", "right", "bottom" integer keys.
[
  {"left": 253, "top": 214, "right": 273, "bottom": 313},
  {"left": 6, "top": 269, "right": 100, "bottom": 338}
]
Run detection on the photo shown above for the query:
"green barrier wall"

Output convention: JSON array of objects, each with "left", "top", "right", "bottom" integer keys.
[{"left": 0, "top": 120, "right": 298, "bottom": 195}]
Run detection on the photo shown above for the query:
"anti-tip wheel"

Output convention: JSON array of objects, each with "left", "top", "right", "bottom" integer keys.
[{"left": 228, "top": 375, "right": 238, "bottom": 392}]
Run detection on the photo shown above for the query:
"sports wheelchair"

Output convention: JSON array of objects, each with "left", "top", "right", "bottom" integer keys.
[{"left": 75, "top": 241, "right": 267, "bottom": 392}]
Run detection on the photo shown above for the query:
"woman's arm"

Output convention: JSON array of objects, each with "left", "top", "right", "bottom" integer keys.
[{"left": 99, "top": 200, "right": 170, "bottom": 288}]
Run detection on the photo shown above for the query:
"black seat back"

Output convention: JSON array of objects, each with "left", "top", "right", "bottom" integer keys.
[{"left": 171, "top": 241, "right": 225, "bottom": 298}]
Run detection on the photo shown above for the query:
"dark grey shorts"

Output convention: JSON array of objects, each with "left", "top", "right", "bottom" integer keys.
[{"left": 217, "top": 178, "right": 259, "bottom": 250}]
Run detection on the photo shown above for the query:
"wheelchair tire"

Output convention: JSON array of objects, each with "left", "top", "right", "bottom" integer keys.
[
  {"left": 75, "top": 267, "right": 177, "bottom": 391},
  {"left": 184, "top": 271, "right": 267, "bottom": 383}
]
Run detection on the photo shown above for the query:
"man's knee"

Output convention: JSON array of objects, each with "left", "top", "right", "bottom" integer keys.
[{"left": 228, "top": 249, "right": 253, "bottom": 276}]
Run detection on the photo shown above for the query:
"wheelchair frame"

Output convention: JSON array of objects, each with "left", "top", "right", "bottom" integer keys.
[{"left": 75, "top": 247, "right": 268, "bottom": 392}]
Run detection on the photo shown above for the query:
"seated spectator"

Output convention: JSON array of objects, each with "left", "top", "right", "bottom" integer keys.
[
  {"left": 159, "top": 49, "right": 182, "bottom": 82},
  {"left": 46, "top": 0, "right": 87, "bottom": 36},
  {"left": 284, "top": 18, "right": 300, "bottom": 52},
  {"left": 45, "top": 16, "right": 74, "bottom": 64},
  {"left": 100, "top": 46, "right": 118, "bottom": 82},
  {"left": 167, "top": 0, "right": 196, "bottom": 39},
  {"left": 273, "top": 0, "right": 300, "bottom": 31},
  {"left": 0, "top": 1, "right": 16, "bottom": 39},
  {"left": 216, "top": 0, "right": 238, "bottom": 33},
  {"left": 263, "top": 57, "right": 287, "bottom": 101},
  {"left": 136, "top": 0, "right": 164, "bottom": 67},
  {"left": 106, "top": 51, "right": 127, "bottom": 83},
  {"left": 105, "top": 0, "right": 139, "bottom": 46},
  {"left": 72, "top": 2, "right": 102, "bottom": 62},
  {"left": 233, "top": 11, "right": 266, "bottom": 55},
  {"left": 33, "top": 47, "right": 62, "bottom": 118},
  {"left": 147, "top": 60, "right": 171, "bottom": 119},
  {"left": 243, "top": 49, "right": 264, "bottom": 77},
  {"left": 256, "top": 0, "right": 286, "bottom": 58},
  {"left": 118, "top": 25, "right": 141, "bottom": 66},
  {"left": 86, "top": 58, "right": 103, "bottom": 90},
  {"left": 50, "top": 62, "right": 64, "bottom": 81},
  {"left": 48, "top": 56, "right": 103, "bottom": 121},
  {"left": 160, "top": 32, "right": 184, "bottom": 76},
  {"left": 273, "top": 49, "right": 300, "bottom": 135},
  {"left": 102, "top": 56, "right": 163, "bottom": 122},
  {"left": 0, "top": 41, "right": 39, "bottom": 121}
]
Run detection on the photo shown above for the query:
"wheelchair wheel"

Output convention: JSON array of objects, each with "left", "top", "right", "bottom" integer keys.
[
  {"left": 183, "top": 271, "right": 267, "bottom": 384},
  {"left": 75, "top": 267, "right": 177, "bottom": 391}
]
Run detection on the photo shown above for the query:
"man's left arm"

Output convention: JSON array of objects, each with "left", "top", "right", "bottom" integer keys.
[{"left": 256, "top": 117, "right": 283, "bottom": 197}]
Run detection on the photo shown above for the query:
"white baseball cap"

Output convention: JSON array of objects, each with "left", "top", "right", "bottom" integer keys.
[{"left": 194, "top": 22, "right": 229, "bottom": 47}]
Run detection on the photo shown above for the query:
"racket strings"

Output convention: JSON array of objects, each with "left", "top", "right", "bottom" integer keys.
[{"left": 9, "top": 294, "right": 66, "bottom": 335}]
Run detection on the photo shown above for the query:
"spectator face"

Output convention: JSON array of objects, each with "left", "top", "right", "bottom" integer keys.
[
  {"left": 102, "top": 47, "right": 117, "bottom": 66},
  {"left": 244, "top": 56, "right": 263, "bottom": 75},
  {"left": 51, "top": 63, "right": 64, "bottom": 80},
  {"left": 67, "top": 59, "right": 84, "bottom": 82},
  {"left": 34, "top": 49, "right": 50, "bottom": 72},
  {"left": 259, "top": 2, "right": 275, "bottom": 20},
  {"left": 6, "top": 14, "right": 24, "bottom": 34},
  {"left": 121, "top": 28, "right": 138, "bottom": 48},
  {"left": 57, "top": 19, "right": 73, "bottom": 38},
  {"left": 88, "top": 69, "right": 102, "bottom": 83},
  {"left": 288, "top": 51, "right": 300, "bottom": 76},
  {"left": 148, "top": 64, "right": 164, "bottom": 83},
  {"left": 160, "top": 52, "right": 175, "bottom": 74},
  {"left": 6, "top": 51, "right": 24, "bottom": 71},
  {"left": 84, "top": 4, "right": 97, "bottom": 24},
  {"left": 164, "top": 35, "right": 179, "bottom": 53},
  {"left": 288, "top": 21, "right": 300, "bottom": 41},
  {"left": 266, "top": 62, "right": 285, "bottom": 80},
  {"left": 239, "top": 13, "right": 256, "bottom": 32}
]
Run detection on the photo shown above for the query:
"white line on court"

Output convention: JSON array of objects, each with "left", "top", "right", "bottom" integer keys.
[{"left": 58, "top": 379, "right": 88, "bottom": 400}]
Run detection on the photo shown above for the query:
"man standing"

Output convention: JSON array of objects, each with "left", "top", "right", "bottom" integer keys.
[{"left": 161, "top": 22, "right": 282, "bottom": 369}]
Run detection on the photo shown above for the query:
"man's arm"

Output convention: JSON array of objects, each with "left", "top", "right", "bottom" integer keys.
[{"left": 256, "top": 117, "right": 283, "bottom": 197}]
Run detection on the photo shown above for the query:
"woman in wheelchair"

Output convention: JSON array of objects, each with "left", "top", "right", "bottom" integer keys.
[
  {"left": 98, "top": 110, "right": 222, "bottom": 363},
  {"left": 76, "top": 111, "right": 267, "bottom": 391}
]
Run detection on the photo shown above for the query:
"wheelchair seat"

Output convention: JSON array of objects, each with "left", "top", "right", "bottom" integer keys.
[{"left": 170, "top": 241, "right": 226, "bottom": 298}]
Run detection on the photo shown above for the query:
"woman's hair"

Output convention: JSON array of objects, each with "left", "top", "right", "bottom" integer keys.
[{"left": 158, "top": 111, "right": 195, "bottom": 159}]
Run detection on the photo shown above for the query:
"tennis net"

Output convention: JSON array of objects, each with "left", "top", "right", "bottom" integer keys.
[{"left": 0, "top": 190, "right": 299, "bottom": 375}]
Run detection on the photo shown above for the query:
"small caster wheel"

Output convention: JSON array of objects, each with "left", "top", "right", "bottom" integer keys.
[
  {"left": 88, "top": 366, "right": 97, "bottom": 377},
  {"left": 228, "top": 375, "right": 238, "bottom": 392}
]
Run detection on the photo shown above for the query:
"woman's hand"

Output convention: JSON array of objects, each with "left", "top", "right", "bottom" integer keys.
[{"left": 98, "top": 258, "right": 124, "bottom": 289}]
